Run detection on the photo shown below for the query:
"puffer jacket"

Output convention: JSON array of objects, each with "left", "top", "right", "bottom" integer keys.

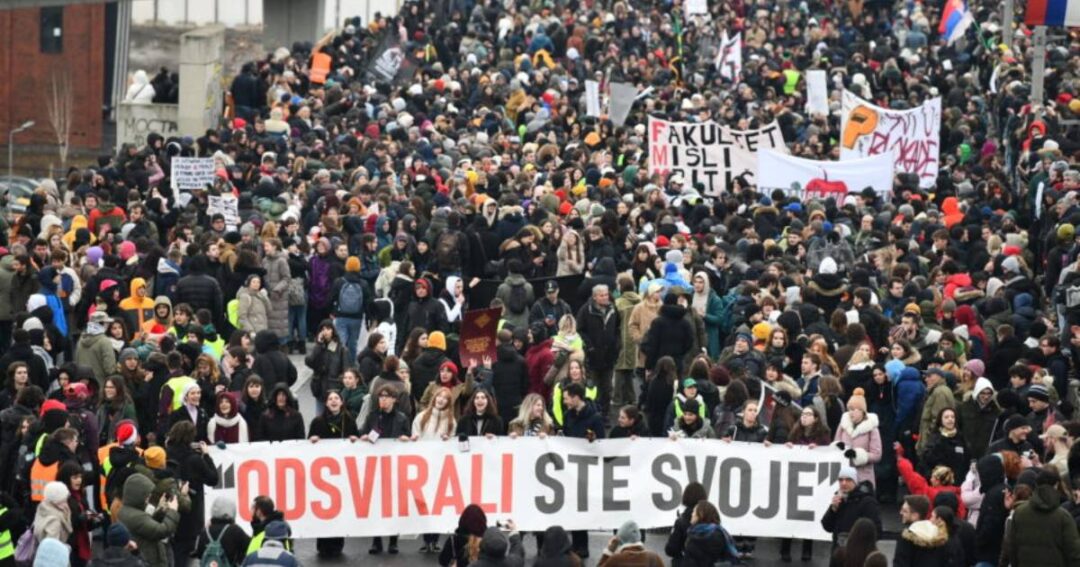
[
  {"left": 75, "top": 332, "right": 117, "bottom": 387},
  {"left": 236, "top": 286, "right": 271, "bottom": 332},
  {"left": 1005, "top": 485, "right": 1080, "bottom": 567},
  {"left": 117, "top": 474, "right": 179, "bottom": 567},
  {"left": 251, "top": 330, "right": 296, "bottom": 387},
  {"left": 304, "top": 334, "right": 350, "bottom": 400},
  {"left": 834, "top": 412, "right": 883, "bottom": 487},
  {"left": 262, "top": 250, "right": 291, "bottom": 338},
  {"left": 255, "top": 383, "right": 305, "bottom": 441},
  {"left": 893, "top": 518, "right": 953, "bottom": 567}
]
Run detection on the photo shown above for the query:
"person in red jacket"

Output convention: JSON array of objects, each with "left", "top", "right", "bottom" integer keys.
[
  {"left": 524, "top": 322, "right": 555, "bottom": 400},
  {"left": 895, "top": 442, "right": 967, "bottom": 519}
]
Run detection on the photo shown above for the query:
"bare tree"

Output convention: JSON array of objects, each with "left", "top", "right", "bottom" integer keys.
[{"left": 45, "top": 67, "right": 74, "bottom": 173}]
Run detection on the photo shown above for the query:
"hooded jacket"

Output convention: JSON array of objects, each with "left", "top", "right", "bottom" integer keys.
[
  {"left": 1006, "top": 484, "right": 1080, "bottom": 566},
  {"left": 75, "top": 330, "right": 117, "bottom": 387},
  {"left": 255, "top": 384, "right": 305, "bottom": 441},
  {"left": 236, "top": 284, "right": 271, "bottom": 332},
  {"left": 680, "top": 523, "right": 738, "bottom": 567},
  {"left": 303, "top": 322, "right": 350, "bottom": 400},
  {"left": 117, "top": 474, "right": 179, "bottom": 567},
  {"left": 820, "top": 480, "right": 882, "bottom": 544},
  {"left": 974, "top": 453, "right": 1008, "bottom": 563},
  {"left": 119, "top": 278, "right": 155, "bottom": 338},
  {"left": 958, "top": 377, "right": 1001, "bottom": 459},
  {"left": 250, "top": 331, "right": 297, "bottom": 387},
  {"left": 494, "top": 272, "right": 534, "bottom": 330},
  {"left": 640, "top": 302, "right": 694, "bottom": 371},
  {"left": 893, "top": 518, "right": 952, "bottom": 567},
  {"left": 469, "top": 527, "right": 525, "bottom": 567}
]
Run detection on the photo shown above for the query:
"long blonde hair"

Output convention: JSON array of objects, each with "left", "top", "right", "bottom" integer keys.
[
  {"left": 509, "top": 393, "right": 553, "bottom": 432},
  {"left": 417, "top": 386, "right": 456, "bottom": 435}
]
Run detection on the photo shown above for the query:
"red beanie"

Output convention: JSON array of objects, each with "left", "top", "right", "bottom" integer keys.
[
  {"left": 40, "top": 399, "right": 66, "bottom": 418},
  {"left": 558, "top": 201, "right": 573, "bottom": 216},
  {"left": 656, "top": 235, "right": 670, "bottom": 248}
]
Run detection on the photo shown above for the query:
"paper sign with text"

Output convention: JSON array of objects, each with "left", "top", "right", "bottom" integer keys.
[
  {"left": 647, "top": 117, "right": 786, "bottom": 196},
  {"left": 757, "top": 149, "right": 894, "bottom": 198},
  {"left": 840, "top": 91, "right": 941, "bottom": 188},
  {"left": 171, "top": 157, "right": 216, "bottom": 191}
]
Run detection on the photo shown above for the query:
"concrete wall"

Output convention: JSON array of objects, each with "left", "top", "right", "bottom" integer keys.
[
  {"left": 130, "top": 0, "right": 401, "bottom": 32},
  {"left": 178, "top": 25, "right": 226, "bottom": 136},
  {"left": 115, "top": 102, "right": 179, "bottom": 150},
  {"left": 0, "top": 4, "right": 105, "bottom": 150}
]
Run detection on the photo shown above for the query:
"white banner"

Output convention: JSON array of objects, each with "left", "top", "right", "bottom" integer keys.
[
  {"left": 805, "top": 70, "right": 828, "bottom": 115},
  {"left": 171, "top": 157, "right": 216, "bottom": 191},
  {"left": 717, "top": 32, "right": 742, "bottom": 81},
  {"left": 648, "top": 117, "right": 786, "bottom": 195},
  {"left": 840, "top": 91, "right": 941, "bottom": 188},
  {"left": 609, "top": 82, "right": 638, "bottom": 127},
  {"left": 757, "top": 149, "right": 894, "bottom": 198},
  {"left": 205, "top": 437, "right": 843, "bottom": 540},
  {"left": 585, "top": 80, "right": 601, "bottom": 118}
]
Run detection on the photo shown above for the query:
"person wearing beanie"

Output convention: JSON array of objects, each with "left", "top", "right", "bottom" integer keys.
[
  {"left": 604, "top": 520, "right": 660, "bottom": 561},
  {"left": 409, "top": 331, "right": 450, "bottom": 406},
  {"left": 821, "top": 464, "right": 882, "bottom": 547},
  {"left": 1025, "top": 383, "right": 1068, "bottom": 447},
  {"left": 989, "top": 414, "right": 1034, "bottom": 455},
  {"left": 835, "top": 387, "right": 882, "bottom": 487},
  {"left": 402, "top": 278, "right": 448, "bottom": 358},
  {"left": 915, "top": 368, "right": 956, "bottom": 457},
  {"left": 96, "top": 523, "right": 147, "bottom": 567},
  {"left": 204, "top": 496, "right": 252, "bottom": 567}
]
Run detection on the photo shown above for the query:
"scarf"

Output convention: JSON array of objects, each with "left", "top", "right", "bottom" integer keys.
[{"left": 208, "top": 412, "right": 246, "bottom": 444}]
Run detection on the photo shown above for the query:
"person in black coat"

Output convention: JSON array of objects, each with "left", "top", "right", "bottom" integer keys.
[
  {"left": 680, "top": 501, "right": 739, "bottom": 567},
  {"left": 251, "top": 330, "right": 297, "bottom": 387},
  {"left": 164, "top": 421, "right": 219, "bottom": 567},
  {"left": 359, "top": 384, "right": 412, "bottom": 554},
  {"left": 196, "top": 496, "right": 251, "bottom": 567},
  {"left": 174, "top": 256, "right": 225, "bottom": 332},
  {"left": 356, "top": 335, "right": 387, "bottom": 386},
  {"left": 575, "top": 284, "right": 621, "bottom": 412},
  {"left": 608, "top": 405, "right": 650, "bottom": 438},
  {"left": 973, "top": 452, "right": 1008, "bottom": 565},
  {"left": 307, "top": 390, "right": 359, "bottom": 558},
  {"left": 665, "top": 482, "right": 707, "bottom": 567},
  {"left": 255, "top": 383, "right": 305, "bottom": 441},
  {"left": 167, "top": 382, "right": 210, "bottom": 443},
  {"left": 304, "top": 320, "right": 351, "bottom": 404},
  {"left": 820, "top": 470, "right": 882, "bottom": 546},
  {"left": 487, "top": 332, "right": 527, "bottom": 416},
  {"left": 561, "top": 382, "right": 605, "bottom": 440},
  {"left": 0, "top": 330, "right": 49, "bottom": 392},
  {"left": 640, "top": 294, "right": 695, "bottom": 373},
  {"left": 455, "top": 389, "right": 505, "bottom": 437},
  {"left": 403, "top": 278, "right": 448, "bottom": 338},
  {"left": 576, "top": 257, "right": 618, "bottom": 305}
]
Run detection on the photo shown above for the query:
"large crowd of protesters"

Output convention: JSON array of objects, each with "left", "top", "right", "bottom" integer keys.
[{"left": 2, "top": 0, "right": 1080, "bottom": 565}]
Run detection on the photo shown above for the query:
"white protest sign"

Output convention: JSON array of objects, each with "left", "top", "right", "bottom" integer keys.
[
  {"left": 207, "top": 194, "right": 240, "bottom": 231},
  {"left": 686, "top": 0, "right": 708, "bottom": 15},
  {"left": 647, "top": 116, "right": 786, "bottom": 195},
  {"left": 609, "top": 82, "right": 638, "bottom": 127},
  {"left": 840, "top": 91, "right": 941, "bottom": 189},
  {"left": 585, "top": 80, "right": 601, "bottom": 118},
  {"left": 206, "top": 437, "right": 843, "bottom": 539},
  {"left": 171, "top": 157, "right": 216, "bottom": 190},
  {"left": 806, "top": 70, "right": 829, "bottom": 115},
  {"left": 757, "top": 149, "right": 894, "bottom": 198},
  {"left": 717, "top": 32, "right": 742, "bottom": 81}
]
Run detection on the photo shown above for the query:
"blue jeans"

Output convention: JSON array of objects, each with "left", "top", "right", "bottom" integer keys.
[
  {"left": 334, "top": 316, "right": 363, "bottom": 362},
  {"left": 288, "top": 305, "right": 307, "bottom": 342}
]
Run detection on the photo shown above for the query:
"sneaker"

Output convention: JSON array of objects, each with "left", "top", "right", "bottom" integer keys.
[
  {"left": 388, "top": 543, "right": 399, "bottom": 555},
  {"left": 430, "top": 543, "right": 441, "bottom": 553},
  {"left": 419, "top": 543, "right": 431, "bottom": 554}
]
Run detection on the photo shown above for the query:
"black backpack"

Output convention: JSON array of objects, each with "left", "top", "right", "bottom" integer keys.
[{"left": 508, "top": 282, "right": 528, "bottom": 314}]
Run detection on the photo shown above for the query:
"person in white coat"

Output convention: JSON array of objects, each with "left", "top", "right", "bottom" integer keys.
[{"left": 125, "top": 70, "right": 156, "bottom": 103}]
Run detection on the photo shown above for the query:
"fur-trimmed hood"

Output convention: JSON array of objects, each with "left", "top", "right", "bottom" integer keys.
[
  {"left": 900, "top": 518, "right": 948, "bottom": 548},
  {"left": 838, "top": 411, "right": 879, "bottom": 437}
]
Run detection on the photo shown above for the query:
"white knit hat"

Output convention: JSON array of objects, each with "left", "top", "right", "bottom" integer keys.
[{"left": 44, "top": 481, "right": 69, "bottom": 504}]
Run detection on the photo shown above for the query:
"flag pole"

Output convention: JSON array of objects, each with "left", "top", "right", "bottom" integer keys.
[
  {"left": 1003, "top": 0, "right": 1014, "bottom": 49},
  {"left": 1032, "top": 26, "right": 1047, "bottom": 110}
]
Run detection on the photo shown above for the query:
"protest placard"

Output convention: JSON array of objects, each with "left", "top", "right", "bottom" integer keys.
[
  {"left": 805, "top": 70, "right": 828, "bottom": 115},
  {"left": 647, "top": 117, "right": 786, "bottom": 196},
  {"left": 757, "top": 149, "right": 894, "bottom": 198},
  {"left": 459, "top": 307, "right": 501, "bottom": 367},
  {"left": 206, "top": 437, "right": 843, "bottom": 539},
  {"left": 171, "top": 157, "right": 216, "bottom": 191},
  {"left": 609, "top": 82, "right": 638, "bottom": 127},
  {"left": 207, "top": 194, "right": 240, "bottom": 231},
  {"left": 585, "top": 80, "right": 601, "bottom": 117},
  {"left": 717, "top": 32, "right": 742, "bottom": 81},
  {"left": 840, "top": 91, "right": 941, "bottom": 188}
]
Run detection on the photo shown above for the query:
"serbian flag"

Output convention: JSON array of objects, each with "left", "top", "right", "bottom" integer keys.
[
  {"left": 939, "top": 0, "right": 974, "bottom": 45},
  {"left": 1026, "top": 0, "right": 1080, "bottom": 27}
]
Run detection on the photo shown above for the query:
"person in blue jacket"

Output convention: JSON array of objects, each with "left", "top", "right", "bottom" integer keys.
[{"left": 892, "top": 365, "right": 926, "bottom": 456}]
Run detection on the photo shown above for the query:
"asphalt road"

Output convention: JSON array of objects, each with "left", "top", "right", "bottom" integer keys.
[{"left": 283, "top": 353, "right": 899, "bottom": 566}]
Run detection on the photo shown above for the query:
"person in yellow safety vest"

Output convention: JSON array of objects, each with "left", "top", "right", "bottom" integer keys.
[
  {"left": 245, "top": 496, "right": 291, "bottom": 555},
  {"left": 665, "top": 378, "right": 707, "bottom": 432},
  {"left": 551, "top": 360, "right": 598, "bottom": 427},
  {"left": 0, "top": 497, "right": 23, "bottom": 567},
  {"left": 30, "top": 427, "right": 79, "bottom": 503},
  {"left": 98, "top": 421, "right": 142, "bottom": 511},
  {"left": 158, "top": 375, "right": 197, "bottom": 422}
]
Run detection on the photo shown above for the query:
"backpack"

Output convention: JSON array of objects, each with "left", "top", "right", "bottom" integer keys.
[
  {"left": 435, "top": 230, "right": 462, "bottom": 272},
  {"left": 14, "top": 529, "right": 37, "bottom": 567},
  {"left": 287, "top": 277, "right": 306, "bottom": 306},
  {"left": 337, "top": 280, "right": 364, "bottom": 317},
  {"left": 715, "top": 289, "right": 741, "bottom": 337},
  {"left": 507, "top": 282, "right": 528, "bottom": 315},
  {"left": 200, "top": 527, "right": 232, "bottom": 567}
]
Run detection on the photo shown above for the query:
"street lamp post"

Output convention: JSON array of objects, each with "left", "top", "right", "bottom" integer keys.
[{"left": 7, "top": 120, "right": 35, "bottom": 180}]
